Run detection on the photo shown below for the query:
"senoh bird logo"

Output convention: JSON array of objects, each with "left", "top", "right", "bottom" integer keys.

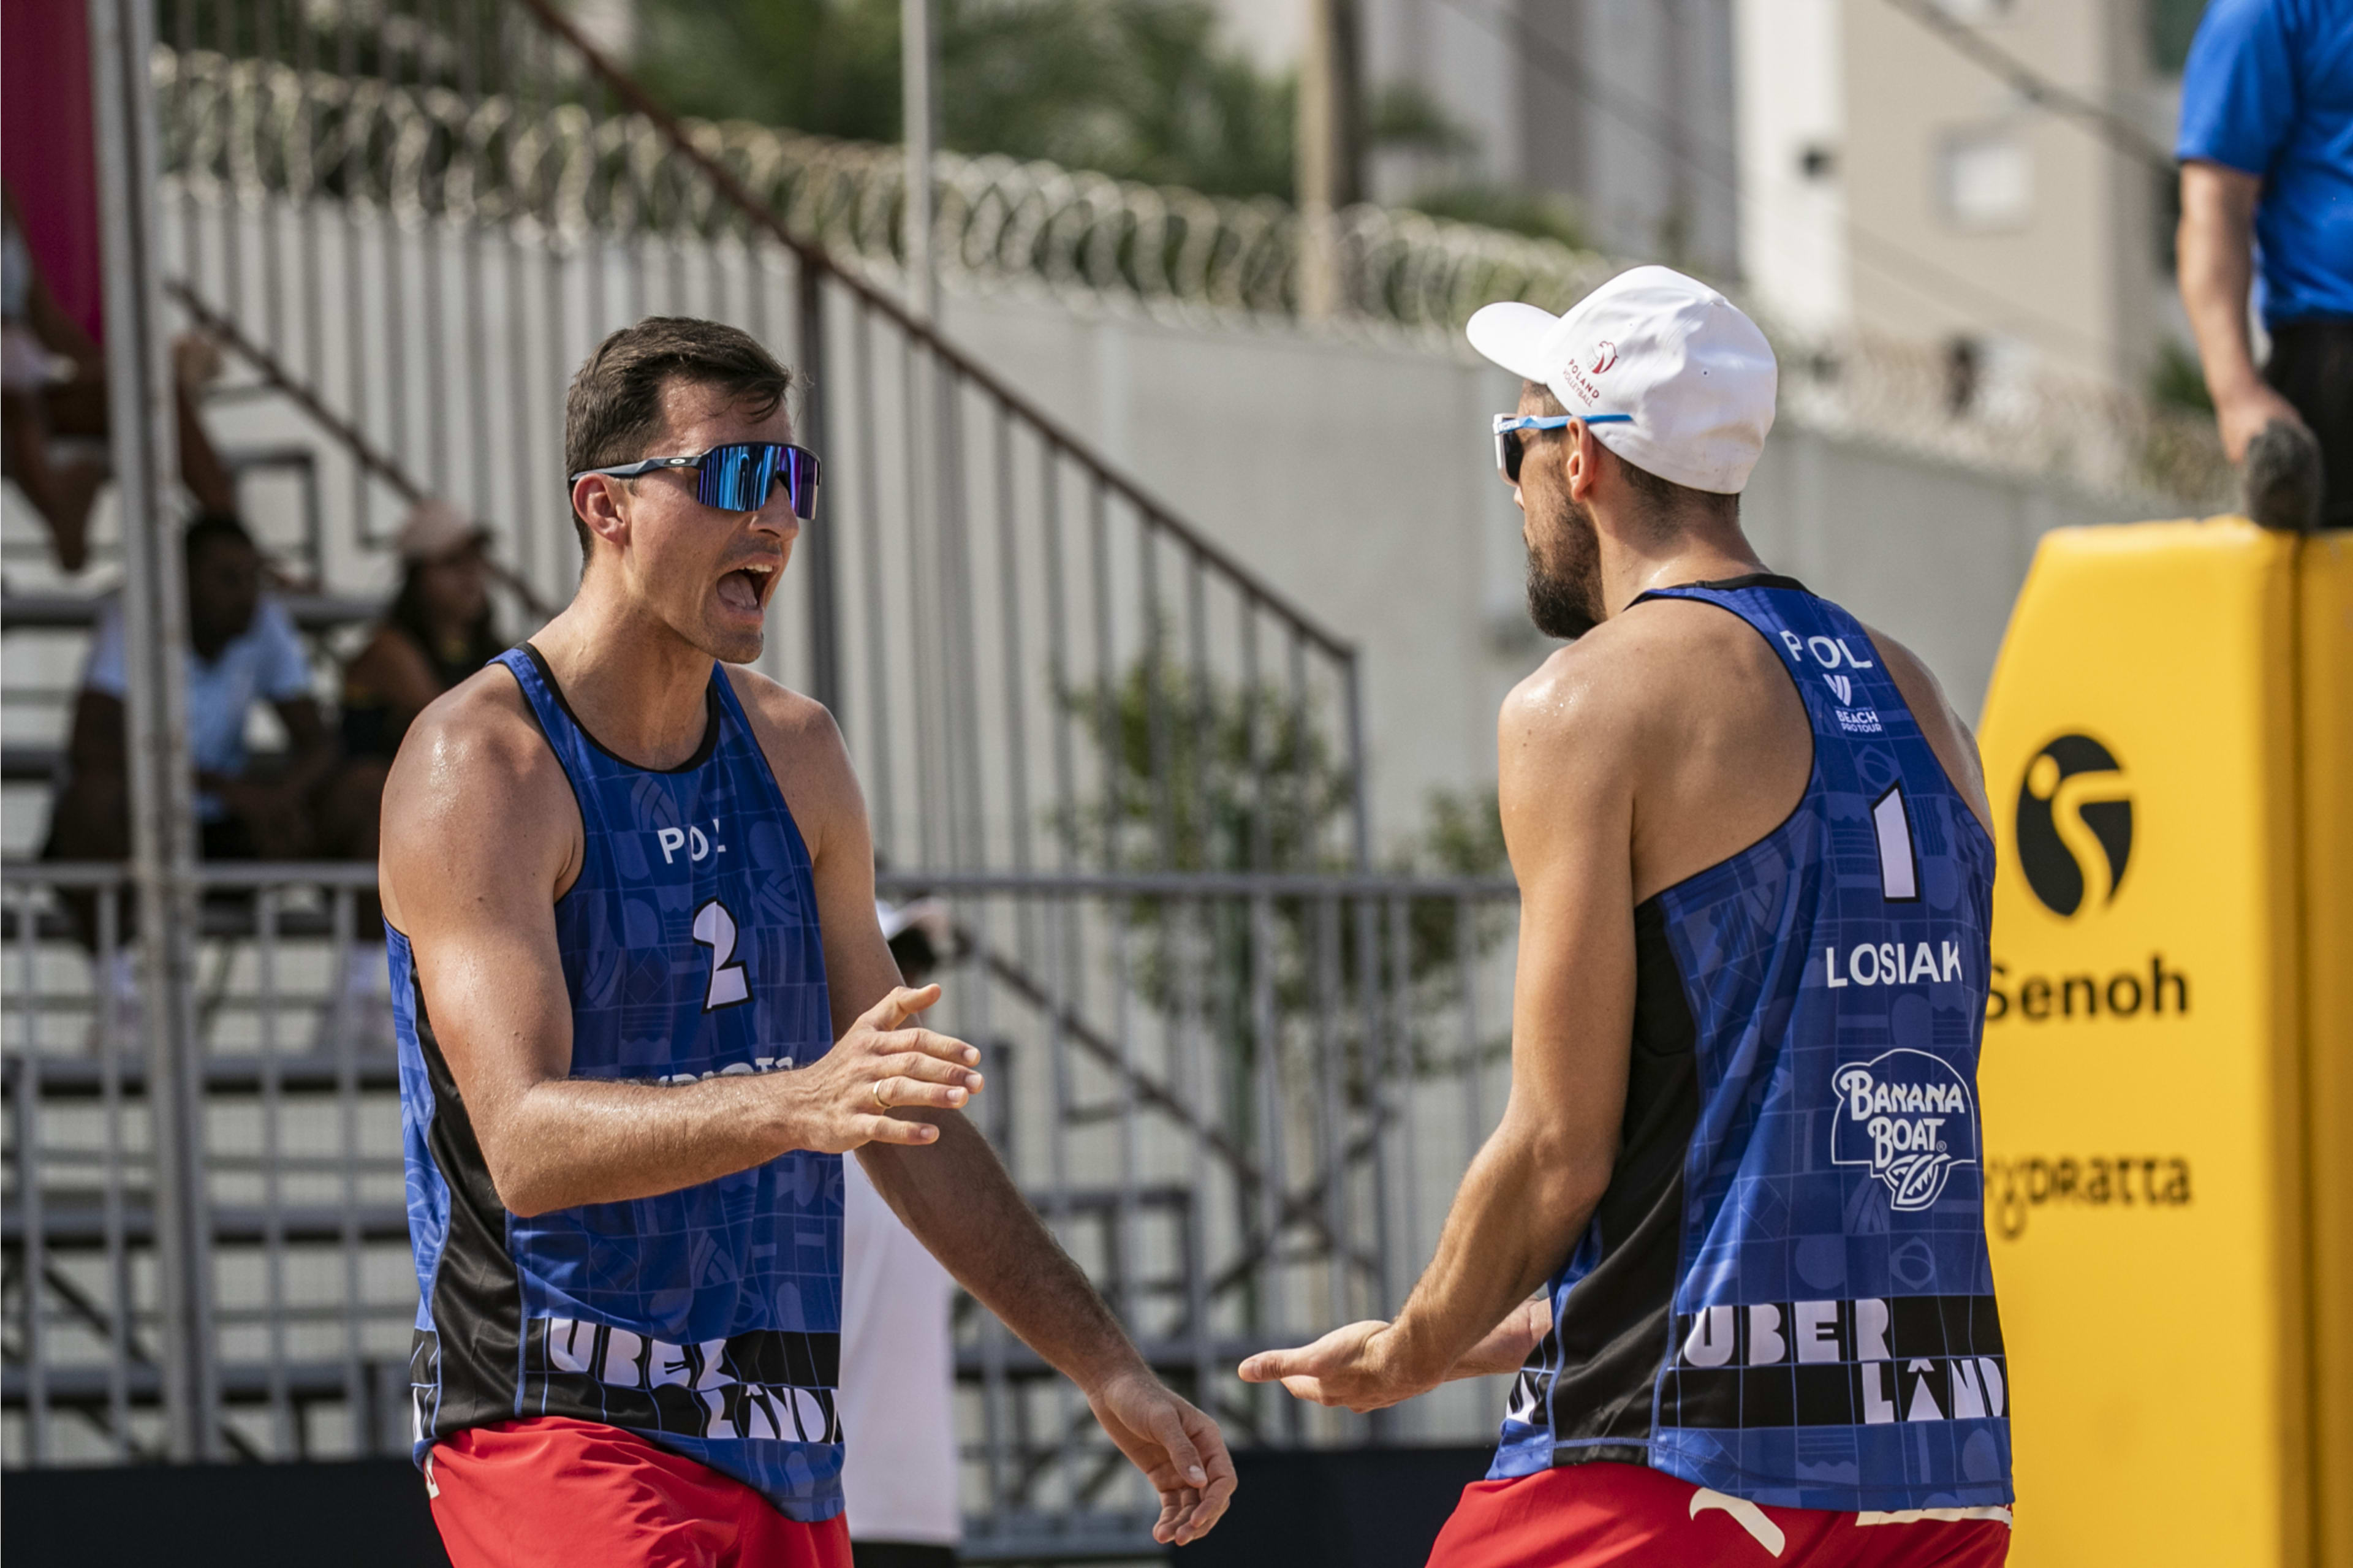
[
  {"left": 1590, "top": 341, "right": 1619, "bottom": 374},
  {"left": 2014, "top": 733, "right": 2132, "bottom": 917}
]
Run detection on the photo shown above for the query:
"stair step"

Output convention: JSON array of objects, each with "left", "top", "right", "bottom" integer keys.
[
  {"left": 4, "top": 1199, "right": 412, "bottom": 1249},
  {"left": 1, "top": 591, "right": 380, "bottom": 633},
  {"left": 6, "top": 1052, "right": 405, "bottom": 1098}
]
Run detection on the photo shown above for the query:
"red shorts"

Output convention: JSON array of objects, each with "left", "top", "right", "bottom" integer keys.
[
  {"left": 1427, "top": 1462, "right": 2010, "bottom": 1568},
  {"left": 426, "top": 1417, "right": 852, "bottom": 1568}
]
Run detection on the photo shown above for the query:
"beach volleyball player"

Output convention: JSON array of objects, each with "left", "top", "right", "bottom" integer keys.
[
  {"left": 1242, "top": 270, "right": 2014, "bottom": 1566},
  {"left": 379, "top": 318, "right": 1233, "bottom": 1566}
]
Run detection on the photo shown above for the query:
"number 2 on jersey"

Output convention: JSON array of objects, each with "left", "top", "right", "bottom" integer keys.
[{"left": 692, "top": 899, "right": 752, "bottom": 1010}]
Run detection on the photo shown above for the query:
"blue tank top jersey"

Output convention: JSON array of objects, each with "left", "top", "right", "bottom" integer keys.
[
  {"left": 1488, "top": 577, "right": 2011, "bottom": 1513},
  {"left": 392, "top": 645, "right": 844, "bottom": 1521}
]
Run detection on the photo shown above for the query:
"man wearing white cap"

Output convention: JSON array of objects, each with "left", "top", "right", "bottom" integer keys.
[{"left": 1244, "top": 269, "right": 2014, "bottom": 1565}]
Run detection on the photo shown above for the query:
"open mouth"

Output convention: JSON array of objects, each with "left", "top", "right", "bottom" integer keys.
[{"left": 716, "top": 559, "right": 779, "bottom": 615}]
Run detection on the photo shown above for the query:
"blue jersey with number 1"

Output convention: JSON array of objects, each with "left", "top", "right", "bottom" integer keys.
[
  {"left": 1488, "top": 577, "right": 2010, "bottom": 1513},
  {"left": 392, "top": 645, "right": 844, "bottom": 1520}
]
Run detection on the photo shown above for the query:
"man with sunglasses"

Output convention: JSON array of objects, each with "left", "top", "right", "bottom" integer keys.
[
  {"left": 378, "top": 317, "right": 1233, "bottom": 1567},
  {"left": 1243, "top": 268, "right": 2013, "bottom": 1566}
]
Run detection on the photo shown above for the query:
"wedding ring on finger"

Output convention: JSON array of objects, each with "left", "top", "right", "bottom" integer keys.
[{"left": 872, "top": 1078, "right": 892, "bottom": 1111}]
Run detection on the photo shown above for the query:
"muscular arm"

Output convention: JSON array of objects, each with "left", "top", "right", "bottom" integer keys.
[
  {"left": 1243, "top": 651, "right": 1635, "bottom": 1409},
  {"left": 2178, "top": 160, "right": 2305, "bottom": 463},
  {"left": 729, "top": 669, "right": 1236, "bottom": 1544},
  {"left": 378, "top": 675, "right": 974, "bottom": 1219}
]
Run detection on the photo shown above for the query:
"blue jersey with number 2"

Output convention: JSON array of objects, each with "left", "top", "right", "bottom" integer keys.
[{"left": 392, "top": 645, "right": 844, "bottom": 1521}]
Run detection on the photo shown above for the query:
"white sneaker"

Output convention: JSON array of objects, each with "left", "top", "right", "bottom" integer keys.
[{"left": 84, "top": 949, "right": 144, "bottom": 1056}]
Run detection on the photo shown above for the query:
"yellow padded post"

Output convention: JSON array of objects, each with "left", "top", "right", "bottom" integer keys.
[
  {"left": 1974, "top": 517, "right": 2345, "bottom": 1568},
  {"left": 2298, "top": 531, "right": 2353, "bottom": 1568}
]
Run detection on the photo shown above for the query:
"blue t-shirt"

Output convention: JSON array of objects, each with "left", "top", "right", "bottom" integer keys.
[
  {"left": 2176, "top": 0, "right": 2353, "bottom": 324},
  {"left": 83, "top": 592, "right": 316, "bottom": 822}
]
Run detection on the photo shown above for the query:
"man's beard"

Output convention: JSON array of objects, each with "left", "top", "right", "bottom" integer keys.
[{"left": 1525, "top": 491, "right": 1605, "bottom": 640}]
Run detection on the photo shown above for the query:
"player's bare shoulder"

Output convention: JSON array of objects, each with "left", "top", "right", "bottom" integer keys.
[
  {"left": 378, "top": 663, "right": 581, "bottom": 928},
  {"left": 1501, "top": 594, "right": 1779, "bottom": 767},
  {"left": 1496, "top": 618, "right": 1661, "bottom": 797},
  {"left": 719, "top": 665, "right": 862, "bottom": 862}
]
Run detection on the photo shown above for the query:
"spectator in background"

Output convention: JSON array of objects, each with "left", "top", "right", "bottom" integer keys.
[
  {"left": 49, "top": 512, "right": 335, "bottom": 868},
  {"left": 48, "top": 513, "right": 336, "bottom": 1022},
  {"left": 1, "top": 186, "right": 237, "bottom": 570},
  {"left": 314, "top": 500, "right": 505, "bottom": 868},
  {"left": 840, "top": 898, "right": 968, "bottom": 1568},
  {"left": 2175, "top": 0, "right": 2353, "bottom": 531}
]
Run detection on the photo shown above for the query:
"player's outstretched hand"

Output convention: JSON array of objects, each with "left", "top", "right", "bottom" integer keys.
[
  {"left": 784, "top": 985, "right": 983, "bottom": 1153},
  {"left": 1239, "top": 1319, "right": 1428, "bottom": 1414},
  {"left": 1086, "top": 1368, "right": 1237, "bottom": 1546}
]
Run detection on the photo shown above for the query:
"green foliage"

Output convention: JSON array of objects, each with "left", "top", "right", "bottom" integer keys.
[
  {"left": 2148, "top": 339, "right": 2215, "bottom": 415},
  {"left": 630, "top": 0, "right": 1297, "bottom": 199},
  {"left": 1418, "top": 786, "right": 1506, "bottom": 877},
  {"left": 1063, "top": 649, "right": 1512, "bottom": 1098},
  {"left": 2148, "top": 0, "right": 2210, "bottom": 75},
  {"left": 1061, "top": 645, "right": 1350, "bottom": 874},
  {"left": 1401, "top": 183, "right": 1593, "bottom": 251},
  {"left": 1363, "top": 81, "right": 1478, "bottom": 161},
  {"left": 631, "top": 0, "right": 906, "bottom": 146},
  {"left": 627, "top": 0, "right": 1585, "bottom": 230}
]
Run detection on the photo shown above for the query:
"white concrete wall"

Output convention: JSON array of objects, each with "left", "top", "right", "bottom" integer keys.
[
  {"left": 1735, "top": 0, "right": 1851, "bottom": 338},
  {"left": 937, "top": 283, "right": 2178, "bottom": 857}
]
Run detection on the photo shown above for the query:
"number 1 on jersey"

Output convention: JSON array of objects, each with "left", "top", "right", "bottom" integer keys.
[
  {"left": 692, "top": 899, "right": 752, "bottom": 1010},
  {"left": 1872, "top": 784, "right": 1921, "bottom": 903}
]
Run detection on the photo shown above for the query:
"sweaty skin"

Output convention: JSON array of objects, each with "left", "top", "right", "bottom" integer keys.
[
  {"left": 1241, "top": 390, "right": 1992, "bottom": 1411},
  {"left": 380, "top": 377, "right": 1235, "bottom": 1545}
]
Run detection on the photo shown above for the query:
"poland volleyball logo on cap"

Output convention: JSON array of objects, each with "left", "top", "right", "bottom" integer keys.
[{"left": 1466, "top": 266, "right": 1778, "bottom": 494}]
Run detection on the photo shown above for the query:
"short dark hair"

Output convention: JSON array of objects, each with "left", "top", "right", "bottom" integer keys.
[
  {"left": 563, "top": 317, "right": 794, "bottom": 559},
  {"left": 183, "top": 510, "right": 255, "bottom": 562},
  {"left": 1523, "top": 382, "right": 1740, "bottom": 529}
]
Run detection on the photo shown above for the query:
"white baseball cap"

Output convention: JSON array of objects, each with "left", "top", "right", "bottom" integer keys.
[{"left": 1466, "top": 265, "right": 1777, "bottom": 494}]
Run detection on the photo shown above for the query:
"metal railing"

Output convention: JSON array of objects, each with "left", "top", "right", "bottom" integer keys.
[
  {"left": 2, "top": 861, "right": 1523, "bottom": 1556},
  {"left": 144, "top": 10, "right": 1372, "bottom": 880}
]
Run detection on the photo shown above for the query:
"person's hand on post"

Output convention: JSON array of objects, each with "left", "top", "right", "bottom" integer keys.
[
  {"left": 782, "top": 985, "right": 983, "bottom": 1154},
  {"left": 1238, "top": 1319, "right": 1436, "bottom": 1414},
  {"left": 1083, "top": 1366, "right": 1237, "bottom": 1545},
  {"left": 2216, "top": 379, "right": 2309, "bottom": 466}
]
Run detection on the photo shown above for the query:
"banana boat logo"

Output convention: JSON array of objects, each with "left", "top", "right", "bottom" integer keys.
[{"left": 1830, "top": 1049, "right": 1979, "bottom": 1211}]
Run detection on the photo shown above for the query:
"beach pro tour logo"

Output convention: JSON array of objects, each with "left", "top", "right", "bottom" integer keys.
[
  {"left": 1832, "top": 1050, "right": 1978, "bottom": 1211},
  {"left": 1590, "top": 341, "right": 1618, "bottom": 374},
  {"left": 2015, "top": 734, "right": 2132, "bottom": 917}
]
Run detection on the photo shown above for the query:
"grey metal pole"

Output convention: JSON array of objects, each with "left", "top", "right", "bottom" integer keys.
[
  {"left": 901, "top": 0, "right": 939, "bottom": 324},
  {"left": 89, "top": 0, "right": 217, "bottom": 1463},
  {"left": 797, "top": 265, "right": 842, "bottom": 718}
]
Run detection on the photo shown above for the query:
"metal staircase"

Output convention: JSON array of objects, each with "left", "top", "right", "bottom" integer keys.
[{"left": 2, "top": 3, "right": 1522, "bottom": 1555}]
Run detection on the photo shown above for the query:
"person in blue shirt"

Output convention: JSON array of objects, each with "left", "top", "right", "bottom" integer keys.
[
  {"left": 47, "top": 512, "right": 335, "bottom": 894},
  {"left": 2175, "top": 0, "right": 2353, "bottom": 529}
]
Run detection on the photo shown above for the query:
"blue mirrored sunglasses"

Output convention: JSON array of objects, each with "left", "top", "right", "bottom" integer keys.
[
  {"left": 1492, "top": 412, "right": 1632, "bottom": 483},
  {"left": 572, "top": 441, "right": 822, "bottom": 520}
]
